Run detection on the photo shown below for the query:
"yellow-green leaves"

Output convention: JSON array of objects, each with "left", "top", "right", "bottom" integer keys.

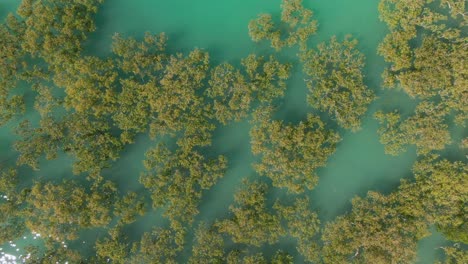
[
  {"left": 322, "top": 157, "right": 467, "bottom": 263},
  {"left": 251, "top": 107, "right": 340, "bottom": 193},
  {"left": 206, "top": 55, "right": 290, "bottom": 124},
  {"left": 112, "top": 36, "right": 212, "bottom": 139},
  {"left": 411, "top": 157, "right": 468, "bottom": 243},
  {"left": 18, "top": 0, "right": 103, "bottom": 63},
  {"left": 274, "top": 197, "right": 320, "bottom": 262},
  {"left": 376, "top": 102, "right": 451, "bottom": 156},
  {"left": 113, "top": 192, "right": 146, "bottom": 225},
  {"left": 0, "top": 19, "right": 26, "bottom": 125},
  {"left": 141, "top": 143, "right": 227, "bottom": 227},
  {"left": 216, "top": 181, "right": 321, "bottom": 261},
  {"left": 436, "top": 245, "right": 468, "bottom": 264},
  {"left": 216, "top": 180, "right": 285, "bottom": 246},
  {"left": 95, "top": 227, "right": 130, "bottom": 264},
  {"left": 25, "top": 180, "right": 116, "bottom": 241},
  {"left": 440, "top": 0, "right": 467, "bottom": 21},
  {"left": 129, "top": 227, "right": 182, "bottom": 264},
  {"left": 248, "top": 0, "right": 317, "bottom": 51},
  {"left": 0, "top": 168, "right": 25, "bottom": 245},
  {"left": 301, "top": 36, "right": 375, "bottom": 131},
  {"left": 58, "top": 57, "right": 118, "bottom": 117},
  {"left": 322, "top": 191, "right": 429, "bottom": 264},
  {"left": 112, "top": 32, "right": 168, "bottom": 76},
  {"left": 189, "top": 223, "right": 225, "bottom": 264},
  {"left": 377, "top": 0, "right": 467, "bottom": 156}
]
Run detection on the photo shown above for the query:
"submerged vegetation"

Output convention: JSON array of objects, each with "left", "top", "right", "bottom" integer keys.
[{"left": 0, "top": 0, "right": 466, "bottom": 263}]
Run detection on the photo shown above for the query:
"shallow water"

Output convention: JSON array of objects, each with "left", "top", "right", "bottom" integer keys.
[{"left": 0, "top": 0, "right": 455, "bottom": 262}]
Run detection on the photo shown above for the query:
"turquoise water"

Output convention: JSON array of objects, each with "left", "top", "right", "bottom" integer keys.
[{"left": 0, "top": 0, "right": 456, "bottom": 262}]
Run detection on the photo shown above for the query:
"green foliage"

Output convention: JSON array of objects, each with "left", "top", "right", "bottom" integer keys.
[
  {"left": 14, "top": 118, "right": 64, "bottom": 170},
  {"left": 55, "top": 56, "right": 118, "bottom": 117},
  {"left": 32, "top": 84, "right": 63, "bottom": 117},
  {"left": 190, "top": 222, "right": 295, "bottom": 264},
  {"left": 189, "top": 222, "right": 225, "bottom": 264},
  {"left": 109, "top": 32, "right": 167, "bottom": 141},
  {"left": 398, "top": 36, "right": 456, "bottom": 99},
  {"left": 112, "top": 32, "right": 168, "bottom": 77},
  {"left": 322, "top": 157, "right": 467, "bottom": 263},
  {"left": 275, "top": 197, "right": 320, "bottom": 262},
  {"left": 435, "top": 245, "right": 468, "bottom": 264},
  {"left": 114, "top": 192, "right": 146, "bottom": 225},
  {"left": 0, "top": 0, "right": 465, "bottom": 262},
  {"left": 224, "top": 250, "right": 294, "bottom": 264},
  {"left": 95, "top": 227, "right": 130, "bottom": 264},
  {"left": 14, "top": 113, "right": 122, "bottom": 179},
  {"left": 141, "top": 143, "right": 227, "bottom": 227},
  {"left": 206, "top": 55, "right": 290, "bottom": 124},
  {"left": 23, "top": 241, "right": 84, "bottom": 264},
  {"left": 410, "top": 157, "right": 468, "bottom": 243},
  {"left": 461, "top": 138, "right": 468, "bottom": 149},
  {"left": 3, "top": 4, "right": 230, "bottom": 260},
  {"left": 226, "top": 251, "right": 267, "bottom": 264},
  {"left": 440, "top": 0, "right": 467, "bottom": 20},
  {"left": 130, "top": 227, "right": 185, "bottom": 264},
  {"left": 141, "top": 49, "right": 211, "bottom": 138},
  {"left": 0, "top": 0, "right": 103, "bottom": 126},
  {"left": 251, "top": 107, "right": 340, "bottom": 193},
  {"left": 322, "top": 191, "right": 430, "bottom": 264},
  {"left": 0, "top": 92, "right": 25, "bottom": 126},
  {"left": 25, "top": 180, "right": 117, "bottom": 241},
  {"left": 271, "top": 251, "right": 294, "bottom": 264},
  {"left": 190, "top": 221, "right": 297, "bottom": 264},
  {"left": 439, "top": 222, "right": 468, "bottom": 244},
  {"left": 65, "top": 114, "right": 123, "bottom": 178},
  {"left": 377, "top": 0, "right": 467, "bottom": 155},
  {"left": 374, "top": 110, "right": 409, "bottom": 155},
  {"left": 0, "top": 168, "right": 26, "bottom": 244},
  {"left": 248, "top": 0, "right": 317, "bottom": 51},
  {"left": 111, "top": 35, "right": 212, "bottom": 141},
  {"left": 301, "top": 35, "right": 375, "bottom": 131},
  {"left": 0, "top": 15, "right": 29, "bottom": 125},
  {"left": 0, "top": 168, "right": 18, "bottom": 198},
  {"left": 17, "top": 0, "right": 103, "bottom": 63},
  {"left": 216, "top": 180, "right": 285, "bottom": 246},
  {"left": 0, "top": 15, "right": 25, "bottom": 80},
  {"left": 375, "top": 102, "right": 451, "bottom": 156},
  {"left": 25, "top": 180, "right": 88, "bottom": 241}
]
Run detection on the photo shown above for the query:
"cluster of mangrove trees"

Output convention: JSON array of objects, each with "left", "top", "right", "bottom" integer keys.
[{"left": 0, "top": 0, "right": 465, "bottom": 263}]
